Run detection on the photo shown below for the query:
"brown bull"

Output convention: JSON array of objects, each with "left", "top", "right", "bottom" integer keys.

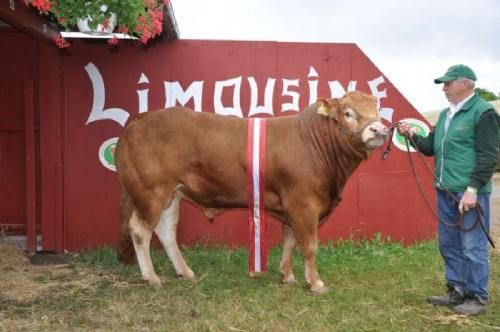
[{"left": 115, "top": 91, "right": 388, "bottom": 293}]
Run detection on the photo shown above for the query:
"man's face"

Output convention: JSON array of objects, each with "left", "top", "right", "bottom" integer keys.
[{"left": 442, "top": 79, "right": 467, "bottom": 104}]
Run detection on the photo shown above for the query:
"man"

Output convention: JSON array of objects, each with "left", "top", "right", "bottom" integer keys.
[{"left": 398, "top": 64, "right": 499, "bottom": 316}]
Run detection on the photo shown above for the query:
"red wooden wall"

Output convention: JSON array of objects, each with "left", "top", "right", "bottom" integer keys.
[
  {"left": 0, "top": 31, "right": 35, "bottom": 237},
  {"left": 0, "top": 28, "right": 64, "bottom": 252},
  {"left": 0, "top": 33, "right": 436, "bottom": 252}
]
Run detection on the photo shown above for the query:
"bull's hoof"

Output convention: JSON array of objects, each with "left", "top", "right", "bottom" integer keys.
[
  {"left": 176, "top": 269, "right": 197, "bottom": 282},
  {"left": 311, "top": 286, "right": 329, "bottom": 294},
  {"left": 184, "top": 269, "right": 196, "bottom": 280},
  {"left": 147, "top": 275, "right": 162, "bottom": 287},
  {"left": 281, "top": 274, "right": 297, "bottom": 285},
  {"left": 181, "top": 274, "right": 197, "bottom": 283}
]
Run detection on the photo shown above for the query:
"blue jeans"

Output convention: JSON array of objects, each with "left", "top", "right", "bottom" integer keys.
[{"left": 437, "top": 189, "right": 490, "bottom": 303}]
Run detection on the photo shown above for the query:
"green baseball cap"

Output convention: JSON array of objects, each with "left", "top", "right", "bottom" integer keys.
[{"left": 434, "top": 64, "right": 477, "bottom": 84}]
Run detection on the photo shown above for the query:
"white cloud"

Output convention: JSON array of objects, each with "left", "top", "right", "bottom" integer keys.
[{"left": 172, "top": 0, "right": 500, "bottom": 111}]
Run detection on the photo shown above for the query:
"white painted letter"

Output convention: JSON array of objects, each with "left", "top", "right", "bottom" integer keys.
[
  {"left": 367, "top": 75, "right": 387, "bottom": 101},
  {"left": 214, "top": 77, "right": 243, "bottom": 117},
  {"left": 368, "top": 75, "right": 393, "bottom": 122},
  {"left": 137, "top": 73, "right": 149, "bottom": 113},
  {"left": 84, "top": 63, "right": 129, "bottom": 127},
  {"left": 308, "top": 66, "right": 319, "bottom": 106},
  {"left": 328, "top": 81, "right": 357, "bottom": 98},
  {"left": 164, "top": 81, "right": 203, "bottom": 112},
  {"left": 248, "top": 77, "right": 276, "bottom": 117},
  {"left": 281, "top": 79, "right": 300, "bottom": 112}
]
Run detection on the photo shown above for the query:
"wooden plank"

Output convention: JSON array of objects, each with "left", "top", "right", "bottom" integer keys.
[
  {"left": 24, "top": 80, "right": 37, "bottom": 254},
  {"left": 163, "top": 1, "right": 179, "bottom": 40},
  {"left": 38, "top": 43, "right": 65, "bottom": 252},
  {"left": 0, "top": 0, "right": 60, "bottom": 45}
]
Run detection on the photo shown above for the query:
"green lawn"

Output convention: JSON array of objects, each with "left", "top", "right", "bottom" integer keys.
[{"left": 1, "top": 238, "right": 499, "bottom": 331}]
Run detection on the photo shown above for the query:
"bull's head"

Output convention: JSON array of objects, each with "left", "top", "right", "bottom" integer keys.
[{"left": 317, "top": 91, "right": 389, "bottom": 150}]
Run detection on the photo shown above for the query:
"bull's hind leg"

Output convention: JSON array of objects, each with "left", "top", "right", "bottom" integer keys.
[
  {"left": 280, "top": 224, "right": 297, "bottom": 284},
  {"left": 154, "top": 196, "right": 195, "bottom": 280},
  {"left": 129, "top": 211, "right": 161, "bottom": 286}
]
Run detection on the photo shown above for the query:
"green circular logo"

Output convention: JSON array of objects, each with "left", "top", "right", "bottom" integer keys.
[
  {"left": 392, "top": 118, "right": 430, "bottom": 152},
  {"left": 99, "top": 137, "right": 119, "bottom": 171}
]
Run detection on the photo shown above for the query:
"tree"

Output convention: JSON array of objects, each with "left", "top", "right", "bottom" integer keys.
[{"left": 474, "top": 87, "right": 500, "bottom": 101}]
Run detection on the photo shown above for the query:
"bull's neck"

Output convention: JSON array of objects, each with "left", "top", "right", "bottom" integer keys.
[{"left": 298, "top": 107, "right": 369, "bottom": 191}]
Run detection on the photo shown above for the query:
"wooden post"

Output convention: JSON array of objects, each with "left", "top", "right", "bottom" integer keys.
[{"left": 25, "top": 80, "right": 37, "bottom": 254}]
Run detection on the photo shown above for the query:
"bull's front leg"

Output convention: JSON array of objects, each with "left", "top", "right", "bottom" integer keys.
[
  {"left": 280, "top": 224, "right": 297, "bottom": 284},
  {"left": 289, "top": 209, "right": 328, "bottom": 294}
]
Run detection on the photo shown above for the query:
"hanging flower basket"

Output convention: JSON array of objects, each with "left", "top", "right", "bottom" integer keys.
[
  {"left": 76, "top": 5, "right": 117, "bottom": 35},
  {"left": 24, "top": 0, "right": 168, "bottom": 48}
]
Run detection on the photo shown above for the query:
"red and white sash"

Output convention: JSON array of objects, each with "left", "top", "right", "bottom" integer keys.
[{"left": 247, "top": 118, "right": 267, "bottom": 275}]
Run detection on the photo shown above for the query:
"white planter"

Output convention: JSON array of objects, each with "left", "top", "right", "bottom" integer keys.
[{"left": 77, "top": 5, "right": 116, "bottom": 35}]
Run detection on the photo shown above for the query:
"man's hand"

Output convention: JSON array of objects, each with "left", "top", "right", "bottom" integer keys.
[
  {"left": 459, "top": 189, "right": 478, "bottom": 214},
  {"left": 396, "top": 122, "right": 415, "bottom": 137}
]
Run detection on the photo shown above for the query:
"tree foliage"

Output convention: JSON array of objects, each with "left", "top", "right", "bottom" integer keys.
[{"left": 475, "top": 87, "right": 500, "bottom": 101}]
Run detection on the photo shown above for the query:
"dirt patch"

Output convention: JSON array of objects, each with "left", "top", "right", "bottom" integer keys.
[
  {"left": 29, "top": 252, "right": 73, "bottom": 266},
  {"left": 0, "top": 241, "right": 135, "bottom": 331},
  {"left": 0, "top": 241, "right": 73, "bottom": 303}
]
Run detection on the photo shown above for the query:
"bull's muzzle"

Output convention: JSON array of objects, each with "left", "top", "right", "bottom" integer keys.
[
  {"left": 368, "top": 122, "right": 389, "bottom": 140},
  {"left": 363, "top": 122, "right": 389, "bottom": 150}
]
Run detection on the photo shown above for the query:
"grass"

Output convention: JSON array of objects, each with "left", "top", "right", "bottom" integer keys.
[{"left": 1, "top": 237, "right": 500, "bottom": 331}]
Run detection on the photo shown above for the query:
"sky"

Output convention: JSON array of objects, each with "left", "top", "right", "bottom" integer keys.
[{"left": 171, "top": 0, "right": 500, "bottom": 113}]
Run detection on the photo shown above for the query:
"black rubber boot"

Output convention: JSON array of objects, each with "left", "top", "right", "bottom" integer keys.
[
  {"left": 452, "top": 296, "right": 487, "bottom": 316},
  {"left": 427, "top": 287, "right": 465, "bottom": 306}
]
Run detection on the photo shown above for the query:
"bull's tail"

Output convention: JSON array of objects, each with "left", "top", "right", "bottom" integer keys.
[{"left": 117, "top": 191, "right": 135, "bottom": 265}]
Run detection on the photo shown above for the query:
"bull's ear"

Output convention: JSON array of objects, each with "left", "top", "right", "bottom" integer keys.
[
  {"left": 316, "top": 98, "right": 331, "bottom": 117},
  {"left": 316, "top": 98, "right": 340, "bottom": 119}
]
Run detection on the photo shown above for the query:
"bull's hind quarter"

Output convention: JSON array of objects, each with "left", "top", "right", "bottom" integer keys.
[{"left": 115, "top": 91, "right": 388, "bottom": 292}]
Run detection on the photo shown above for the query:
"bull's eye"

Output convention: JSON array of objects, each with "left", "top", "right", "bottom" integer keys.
[{"left": 344, "top": 109, "right": 356, "bottom": 119}]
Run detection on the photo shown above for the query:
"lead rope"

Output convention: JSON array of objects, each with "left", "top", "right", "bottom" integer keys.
[
  {"left": 381, "top": 125, "right": 495, "bottom": 248},
  {"left": 381, "top": 124, "right": 397, "bottom": 161}
]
